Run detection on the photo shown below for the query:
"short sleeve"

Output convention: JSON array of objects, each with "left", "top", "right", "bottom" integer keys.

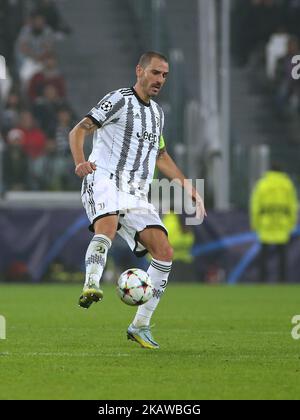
[{"left": 86, "top": 90, "right": 125, "bottom": 128}]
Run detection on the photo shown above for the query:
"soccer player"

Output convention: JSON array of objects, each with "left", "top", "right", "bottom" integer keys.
[{"left": 69, "top": 51, "right": 206, "bottom": 349}]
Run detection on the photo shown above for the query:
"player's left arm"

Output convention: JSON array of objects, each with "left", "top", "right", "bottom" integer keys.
[{"left": 156, "top": 148, "right": 207, "bottom": 221}]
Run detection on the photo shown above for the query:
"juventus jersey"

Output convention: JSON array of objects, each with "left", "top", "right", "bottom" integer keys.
[{"left": 86, "top": 87, "right": 165, "bottom": 196}]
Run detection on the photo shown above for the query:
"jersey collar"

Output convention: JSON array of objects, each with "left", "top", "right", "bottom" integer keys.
[{"left": 131, "top": 87, "right": 151, "bottom": 107}]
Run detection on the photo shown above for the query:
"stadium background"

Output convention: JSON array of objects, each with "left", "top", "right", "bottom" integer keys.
[
  {"left": 0, "top": 0, "right": 299, "bottom": 284},
  {"left": 1, "top": 0, "right": 300, "bottom": 401}
]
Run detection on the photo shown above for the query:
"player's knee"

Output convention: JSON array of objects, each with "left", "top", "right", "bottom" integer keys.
[{"left": 93, "top": 216, "right": 118, "bottom": 240}]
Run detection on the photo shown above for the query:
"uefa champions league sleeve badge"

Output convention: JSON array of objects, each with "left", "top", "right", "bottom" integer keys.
[{"left": 100, "top": 100, "right": 113, "bottom": 113}]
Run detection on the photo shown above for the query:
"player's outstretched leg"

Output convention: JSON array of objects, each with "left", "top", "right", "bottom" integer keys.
[
  {"left": 127, "top": 258, "right": 172, "bottom": 349},
  {"left": 79, "top": 234, "right": 112, "bottom": 308}
]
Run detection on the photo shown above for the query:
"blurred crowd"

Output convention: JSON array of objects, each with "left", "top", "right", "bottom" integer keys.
[
  {"left": 1, "top": 0, "right": 299, "bottom": 192},
  {"left": 0, "top": 0, "right": 77, "bottom": 191},
  {"left": 232, "top": 0, "right": 300, "bottom": 118}
]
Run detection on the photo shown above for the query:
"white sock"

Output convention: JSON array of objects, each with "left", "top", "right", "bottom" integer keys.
[
  {"left": 84, "top": 234, "right": 112, "bottom": 289},
  {"left": 133, "top": 259, "right": 172, "bottom": 328}
]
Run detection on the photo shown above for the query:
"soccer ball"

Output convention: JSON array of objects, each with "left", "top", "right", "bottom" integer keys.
[{"left": 116, "top": 268, "right": 153, "bottom": 306}]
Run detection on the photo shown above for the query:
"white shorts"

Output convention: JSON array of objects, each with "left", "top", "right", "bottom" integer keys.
[{"left": 81, "top": 174, "right": 167, "bottom": 256}]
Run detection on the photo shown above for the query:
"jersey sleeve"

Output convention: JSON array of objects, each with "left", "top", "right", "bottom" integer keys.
[{"left": 86, "top": 90, "right": 125, "bottom": 128}]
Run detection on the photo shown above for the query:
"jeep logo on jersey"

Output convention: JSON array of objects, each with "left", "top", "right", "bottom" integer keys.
[
  {"left": 137, "top": 130, "right": 158, "bottom": 145},
  {"left": 100, "top": 100, "right": 113, "bottom": 112}
]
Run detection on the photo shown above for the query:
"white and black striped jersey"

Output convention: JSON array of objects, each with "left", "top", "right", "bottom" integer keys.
[{"left": 86, "top": 87, "right": 166, "bottom": 196}]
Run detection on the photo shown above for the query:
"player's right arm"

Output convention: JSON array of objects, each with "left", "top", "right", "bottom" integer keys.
[
  {"left": 69, "top": 116, "right": 98, "bottom": 178},
  {"left": 70, "top": 90, "right": 125, "bottom": 178}
]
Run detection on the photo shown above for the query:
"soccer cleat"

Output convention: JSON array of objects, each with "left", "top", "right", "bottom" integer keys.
[
  {"left": 127, "top": 324, "right": 159, "bottom": 349},
  {"left": 78, "top": 286, "right": 103, "bottom": 309}
]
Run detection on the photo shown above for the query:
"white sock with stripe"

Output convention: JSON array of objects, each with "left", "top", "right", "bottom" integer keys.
[
  {"left": 84, "top": 234, "right": 112, "bottom": 289},
  {"left": 132, "top": 259, "right": 172, "bottom": 328}
]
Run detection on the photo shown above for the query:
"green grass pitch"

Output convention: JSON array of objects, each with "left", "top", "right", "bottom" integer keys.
[{"left": 0, "top": 283, "right": 300, "bottom": 400}]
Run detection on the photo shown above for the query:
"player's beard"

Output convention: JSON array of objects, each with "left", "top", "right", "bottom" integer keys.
[
  {"left": 138, "top": 78, "right": 161, "bottom": 99},
  {"left": 148, "top": 84, "right": 161, "bottom": 97}
]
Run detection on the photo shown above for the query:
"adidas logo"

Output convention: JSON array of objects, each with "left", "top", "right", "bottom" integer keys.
[{"left": 134, "top": 113, "right": 141, "bottom": 119}]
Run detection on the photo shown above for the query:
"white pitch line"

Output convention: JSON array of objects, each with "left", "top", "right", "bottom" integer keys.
[
  {"left": 0, "top": 353, "right": 298, "bottom": 361},
  {"left": 166, "top": 330, "right": 290, "bottom": 336},
  {"left": 0, "top": 352, "right": 130, "bottom": 357}
]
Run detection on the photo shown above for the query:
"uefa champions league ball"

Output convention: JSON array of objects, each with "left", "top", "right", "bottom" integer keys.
[{"left": 117, "top": 268, "right": 153, "bottom": 306}]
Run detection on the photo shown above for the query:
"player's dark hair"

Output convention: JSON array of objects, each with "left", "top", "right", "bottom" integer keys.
[{"left": 138, "top": 51, "right": 168, "bottom": 68}]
